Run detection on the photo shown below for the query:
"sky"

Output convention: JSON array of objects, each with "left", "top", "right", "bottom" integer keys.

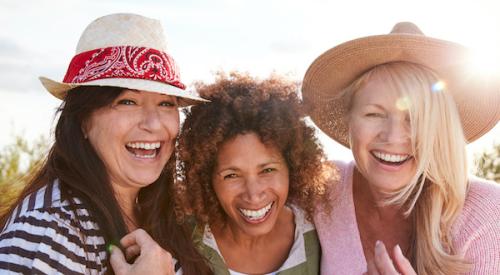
[{"left": 1, "top": 0, "right": 499, "bottom": 171}]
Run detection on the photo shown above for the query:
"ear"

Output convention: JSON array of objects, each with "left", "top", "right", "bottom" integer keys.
[
  {"left": 347, "top": 128, "right": 353, "bottom": 148},
  {"left": 343, "top": 113, "right": 353, "bottom": 147},
  {"left": 81, "top": 120, "right": 89, "bottom": 139}
]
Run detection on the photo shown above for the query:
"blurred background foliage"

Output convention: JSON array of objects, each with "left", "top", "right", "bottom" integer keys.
[
  {"left": 0, "top": 134, "right": 49, "bottom": 215},
  {"left": 474, "top": 142, "right": 500, "bottom": 182}
]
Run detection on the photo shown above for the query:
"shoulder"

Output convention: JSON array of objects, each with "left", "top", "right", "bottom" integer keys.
[
  {"left": 193, "top": 225, "right": 230, "bottom": 275},
  {"left": 457, "top": 177, "right": 500, "bottom": 227},
  {"left": 451, "top": 177, "right": 500, "bottom": 273},
  {"left": 466, "top": 176, "right": 500, "bottom": 203},
  {"left": 314, "top": 160, "right": 355, "bottom": 222},
  {"left": 290, "top": 205, "right": 315, "bottom": 234},
  {"left": 329, "top": 160, "right": 355, "bottom": 194},
  {"left": 274, "top": 205, "right": 320, "bottom": 274},
  {"left": 2, "top": 180, "right": 98, "bottom": 235},
  {"left": 0, "top": 180, "right": 107, "bottom": 274}
]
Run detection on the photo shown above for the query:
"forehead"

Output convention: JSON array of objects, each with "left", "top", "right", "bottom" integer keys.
[
  {"left": 121, "top": 89, "right": 177, "bottom": 100},
  {"left": 354, "top": 74, "right": 402, "bottom": 106},
  {"left": 216, "top": 133, "right": 283, "bottom": 166}
]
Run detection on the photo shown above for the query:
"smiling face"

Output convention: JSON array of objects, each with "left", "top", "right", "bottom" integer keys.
[
  {"left": 212, "top": 132, "right": 290, "bottom": 237},
  {"left": 348, "top": 73, "right": 417, "bottom": 193},
  {"left": 85, "top": 89, "right": 179, "bottom": 193}
]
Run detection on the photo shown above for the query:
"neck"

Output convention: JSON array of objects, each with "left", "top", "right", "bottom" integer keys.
[
  {"left": 354, "top": 168, "right": 406, "bottom": 221},
  {"left": 112, "top": 183, "right": 140, "bottom": 231}
]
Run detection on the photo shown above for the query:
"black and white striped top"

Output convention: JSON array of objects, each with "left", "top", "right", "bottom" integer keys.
[{"left": 0, "top": 180, "right": 108, "bottom": 274}]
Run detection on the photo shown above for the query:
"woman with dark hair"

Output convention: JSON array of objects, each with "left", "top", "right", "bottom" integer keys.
[
  {"left": 0, "top": 13, "right": 211, "bottom": 275},
  {"left": 175, "top": 72, "right": 334, "bottom": 274}
]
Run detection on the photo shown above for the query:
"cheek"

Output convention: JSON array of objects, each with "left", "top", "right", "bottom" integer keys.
[
  {"left": 212, "top": 181, "right": 235, "bottom": 208},
  {"left": 272, "top": 174, "right": 290, "bottom": 202},
  {"left": 87, "top": 115, "right": 117, "bottom": 149},
  {"left": 348, "top": 124, "right": 364, "bottom": 152},
  {"left": 161, "top": 112, "right": 180, "bottom": 138}
]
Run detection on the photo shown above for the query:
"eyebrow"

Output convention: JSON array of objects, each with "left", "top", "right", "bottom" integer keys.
[
  {"left": 122, "top": 90, "right": 177, "bottom": 101},
  {"left": 363, "top": 103, "right": 386, "bottom": 110},
  {"left": 258, "top": 161, "right": 282, "bottom": 168},
  {"left": 123, "top": 89, "right": 141, "bottom": 94},
  {"left": 216, "top": 161, "right": 282, "bottom": 174}
]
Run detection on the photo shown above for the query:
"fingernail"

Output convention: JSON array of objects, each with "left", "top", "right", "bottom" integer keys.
[
  {"left": 375, "top": 240, "right": 381, "bottom": 247},
  {"left": 107, "top": 244, "right": 115, "bottom": 254},
  {"left": 396, "top": 244, "right": 403, "bottom": 255}
]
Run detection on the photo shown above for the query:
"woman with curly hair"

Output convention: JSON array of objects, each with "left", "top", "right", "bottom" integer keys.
[{"left": 175, "top": 73, "right": 334, "bottom": 275}]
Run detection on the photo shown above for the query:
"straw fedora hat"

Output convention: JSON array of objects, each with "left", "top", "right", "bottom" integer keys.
[
  {"left": 39, "top": 13, "right": 208, "bottom": 106},
  {"left": 302, "top": 22, "right": 500, "bottom": 147}
]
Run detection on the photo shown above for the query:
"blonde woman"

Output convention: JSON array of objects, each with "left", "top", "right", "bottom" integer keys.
[{"left": 302, "top": 22, "right": 500, "bottom": 274}]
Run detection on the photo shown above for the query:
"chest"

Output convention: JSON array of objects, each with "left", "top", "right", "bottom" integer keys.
[
  {"left": 356, "top": 211, "right": 413, "bottom": 264},
  {"left": 216, "top": 231, "right": 294, "bottom": 274}
]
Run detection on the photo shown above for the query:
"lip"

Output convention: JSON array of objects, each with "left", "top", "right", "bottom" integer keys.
[{"left": 238, "top": 201, "right": 275, "bottom": 224}]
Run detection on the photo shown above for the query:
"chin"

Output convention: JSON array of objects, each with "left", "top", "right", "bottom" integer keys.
[{"left": 131, "top": 174, "right": 163, "bottom": 187}]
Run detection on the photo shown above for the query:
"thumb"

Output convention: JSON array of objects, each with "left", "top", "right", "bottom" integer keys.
[{"left": 109, "top": 245, "right": 129, "bottom": 275}]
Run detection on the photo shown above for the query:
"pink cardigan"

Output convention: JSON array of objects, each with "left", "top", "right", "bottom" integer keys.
[{"left": 314, "top": 161, "right": 500, "bottom": 275}]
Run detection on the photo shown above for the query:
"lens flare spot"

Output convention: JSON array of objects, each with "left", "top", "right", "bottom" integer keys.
[
  {"left": 396, "top": 96, "right": 411, "bottom": 111},
  {"left": 432, "top": 81, "right": 446, "bottom": 93}
]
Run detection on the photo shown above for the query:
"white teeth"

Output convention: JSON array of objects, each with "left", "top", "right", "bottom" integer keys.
[
  {"left": 126, "top": 142, "right": 161, "bottom": 150},
  {"left": 239, "top": 202, "right": 273, "bottom": 220},
  {"left": 373, "top": 151, "right": 410, "bottom": 163},
  {"left": 134, "top": 152, "right": 156, "bottom": 159}
]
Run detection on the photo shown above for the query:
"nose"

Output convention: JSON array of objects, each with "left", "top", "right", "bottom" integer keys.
[
  {"left": 380, "top": 117, "right": 410, "bottom": 144},
  {"left": 138, "top": 105, "right": 162, "bottom": 132},
  {"left": 243, "top": 176, "right": 266, "bottom": 202}
]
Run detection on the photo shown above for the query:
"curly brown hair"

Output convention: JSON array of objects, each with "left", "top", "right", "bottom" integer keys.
[{"left": 175, "top": 72, "right": 334, "bottom": 226}]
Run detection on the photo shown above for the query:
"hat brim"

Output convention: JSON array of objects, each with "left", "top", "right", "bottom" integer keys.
[
  {"left": 39, "top": 76, "right": 209, "bottom": 107},
  {"left": 302, "top": 34, "right": 500, "bottom": 147}
]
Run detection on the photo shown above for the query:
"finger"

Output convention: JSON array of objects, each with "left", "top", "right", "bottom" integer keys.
[
  {"left": 366, "top": 259, "right": 381, "bottom": 275},
  {"left": 125, "top": 244, "right": 141, "bottom": 262},
  {"left": 109, "top": 245, "right": 129, "bottom": 275},
  {"left": 121, "top": 228, "right": 154, "bottom": 248},
  {"left": 374, "top": 241, "right": 399, "bottom": 274},
  {"left": 393, "top": 245, "right": 417, "bottom": 275}
]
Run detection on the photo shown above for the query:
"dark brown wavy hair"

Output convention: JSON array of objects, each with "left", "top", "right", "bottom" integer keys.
[
  {"left": 0, "top": 86, "right": 211, "bottom": 275},
  {"left": 176, "top": 72, "right": 334, "bottom": 226}
]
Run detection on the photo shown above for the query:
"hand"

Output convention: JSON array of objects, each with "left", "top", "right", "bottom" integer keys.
[
  {"left": 110, "top": 228, "right": 175, "bottom": 275},
  {"left": 365, "top": 241, "right": 417, "bottom": 275}
]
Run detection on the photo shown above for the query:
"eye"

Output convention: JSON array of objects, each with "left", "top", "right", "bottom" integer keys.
[
  {"left": 366, "top": 112, "right": 384, "bottom": 118},
  {"left": 223, "top": 173, "right": 238, "bottom": 180},
  {"left": 159, "top": 101, "right": 177, "bottom": 107},
  {"left": 117, "top": 99, "right": 136, "bottom": 105},
  {"left": 262, "top": 167, "right": 276, "bottom": 174}
]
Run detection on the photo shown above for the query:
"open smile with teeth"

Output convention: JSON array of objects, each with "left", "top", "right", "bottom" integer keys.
[
  {"left": 372, "top": 151, "right": 411, "bottom": 165},
  {"left": 239, "top": 202, "right": 274, "bottom": 221},
  {"left": 126, "top": 142, "right": 161, "bottom": 159}
]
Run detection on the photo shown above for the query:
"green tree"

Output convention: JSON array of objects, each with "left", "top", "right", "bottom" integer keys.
[
  {"left": 0, "top": 134, "right": 50, "bottom": 214},
  {"left": 474, "top": 142, "right": 500, "bottom": 183}
]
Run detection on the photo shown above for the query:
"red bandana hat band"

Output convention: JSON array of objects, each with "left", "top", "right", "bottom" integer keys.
[{"left": 63, "top": 46, "right": 186, "bottom": 90}]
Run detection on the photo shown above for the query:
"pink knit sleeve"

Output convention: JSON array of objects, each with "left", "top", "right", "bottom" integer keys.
[{"left": 453, "top": 178, "right": 500, "bottom": 275}]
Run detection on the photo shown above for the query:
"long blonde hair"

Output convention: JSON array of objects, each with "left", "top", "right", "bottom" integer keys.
[{"left": 346, "top": 62, "right": 470, "bottom": 274}]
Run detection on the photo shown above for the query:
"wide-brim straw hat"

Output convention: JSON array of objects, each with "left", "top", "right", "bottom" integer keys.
[
  {"left": 39, "top": 13, "right": 208, "bottom": 106},
  {"left": 302, "top": 22, "right": 500, "bottom": 147}
]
